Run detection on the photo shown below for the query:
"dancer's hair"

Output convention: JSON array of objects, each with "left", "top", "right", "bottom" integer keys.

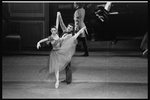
[
  {"left": 50, "top": 25, "right": 57, "bottom": 29},
  {"left": 75, "top": 3, "right": 85, "bottom": 8}
]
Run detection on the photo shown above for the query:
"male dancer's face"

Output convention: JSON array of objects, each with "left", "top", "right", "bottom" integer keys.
[
  {"left": 73, "top": 2, "right": 78, "bottom": 9},
  {"left": 66, "top": 25, "right": 73, "bottom": 33}
]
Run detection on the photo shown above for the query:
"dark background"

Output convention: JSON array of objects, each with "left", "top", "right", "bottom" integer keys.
[{"left": 2, "top": 2, "right": 148, "bottom": 53}]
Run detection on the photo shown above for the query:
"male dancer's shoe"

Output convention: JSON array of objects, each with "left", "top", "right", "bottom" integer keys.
[
  {"left": 61, "top": 80, "right": 67, "bottom": 83},
  {"left": 81, "top": 53, "right": 89, "bottom": 57},
  {"left": 61, "top": 80, "right": 71, "bottom": 84}
]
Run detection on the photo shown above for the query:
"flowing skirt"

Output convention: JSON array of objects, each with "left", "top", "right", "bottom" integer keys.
[{"left": 48, "top": 36, "right": 77, "bottom": 73}]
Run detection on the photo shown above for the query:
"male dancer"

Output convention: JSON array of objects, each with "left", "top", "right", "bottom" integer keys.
[
  {"left": 57, "top": 12, "right": 75, "bottom": 84},
  {"left": 74, "top": 2, "right": 89, "bottom": 56}
]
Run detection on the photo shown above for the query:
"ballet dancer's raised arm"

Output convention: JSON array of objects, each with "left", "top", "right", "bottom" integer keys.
[
  {"left": 55, "top": 12, "right": 59, "bottom": 30},
  {"left": 57, "top": 12, "right": 67, "bottom": 32}
]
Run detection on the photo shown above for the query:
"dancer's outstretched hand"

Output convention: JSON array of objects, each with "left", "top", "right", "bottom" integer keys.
[{"left": 37, "top": 42, "right": 41, "bottom": 49}]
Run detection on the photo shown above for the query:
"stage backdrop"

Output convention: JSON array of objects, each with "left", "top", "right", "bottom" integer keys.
[{"left": 2, "top": 3, "right": 75, "bottom": 50}]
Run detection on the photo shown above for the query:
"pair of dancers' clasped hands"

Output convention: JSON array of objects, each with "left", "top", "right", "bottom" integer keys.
[{"left": 37, "top": 11, "right": 86, "bottom": 88}]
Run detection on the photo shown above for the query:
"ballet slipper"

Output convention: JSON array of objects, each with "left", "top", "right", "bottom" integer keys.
[{"left": 55, "top": 81, "right": 59, "bottom": 89}]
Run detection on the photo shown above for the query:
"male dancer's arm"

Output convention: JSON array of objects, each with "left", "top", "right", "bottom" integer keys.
[
  {"left": 79, "top": 8, "right": 88, "bottom": 35},
  {"left": 74, "top": 9, "right": 80, "bottom": 23},
  {"left": 74, "top": 9, "right": 80, "bottom": 32}
]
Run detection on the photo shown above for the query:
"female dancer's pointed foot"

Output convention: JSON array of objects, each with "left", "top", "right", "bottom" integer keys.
[{"left": 55, "top": 81, "right": 59, "bottom": 89}]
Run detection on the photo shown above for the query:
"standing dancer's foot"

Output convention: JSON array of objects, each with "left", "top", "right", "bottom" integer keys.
[
  {"left": 55, "top": 81, "right": 59, "bottom": 89},
  {"left": 61, "top": 80, "right": 71, "bottom": 84},
  {"left": 81, "top": 53, "right": 89, "bottom": 57}
]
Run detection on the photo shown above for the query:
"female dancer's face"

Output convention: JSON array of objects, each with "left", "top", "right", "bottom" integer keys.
[{"left": 51, "top": 28, "right": 57, "bottom": 35}]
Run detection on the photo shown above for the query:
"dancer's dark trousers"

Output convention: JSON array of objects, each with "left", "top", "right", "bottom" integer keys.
[
  {"left": 78, "top": 37, "right": 89, "bottom": 55},
  {"left": 65, "top": 62, "right": 72, "bottom": 83}
]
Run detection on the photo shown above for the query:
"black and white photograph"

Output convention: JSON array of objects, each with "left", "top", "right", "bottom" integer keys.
[{"left": 2, "top": 1, "right": 148, "bottom": 99}]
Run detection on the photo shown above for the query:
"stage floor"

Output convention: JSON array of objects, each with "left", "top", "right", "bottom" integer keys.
[
  {"left": 2, "top": 37, "right": 148, "bottom": 98},
  {"left": 2, "top": 51, "right": 147, "bottom": 98}
]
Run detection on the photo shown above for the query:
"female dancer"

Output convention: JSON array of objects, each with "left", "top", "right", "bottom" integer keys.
[{"left": 37, "top": 12, "right": 86, "bottom": 88}]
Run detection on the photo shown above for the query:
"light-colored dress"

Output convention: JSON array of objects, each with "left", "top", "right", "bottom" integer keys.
[{"left": 47, "top": 33, "right": 78, "bottom": 73}]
